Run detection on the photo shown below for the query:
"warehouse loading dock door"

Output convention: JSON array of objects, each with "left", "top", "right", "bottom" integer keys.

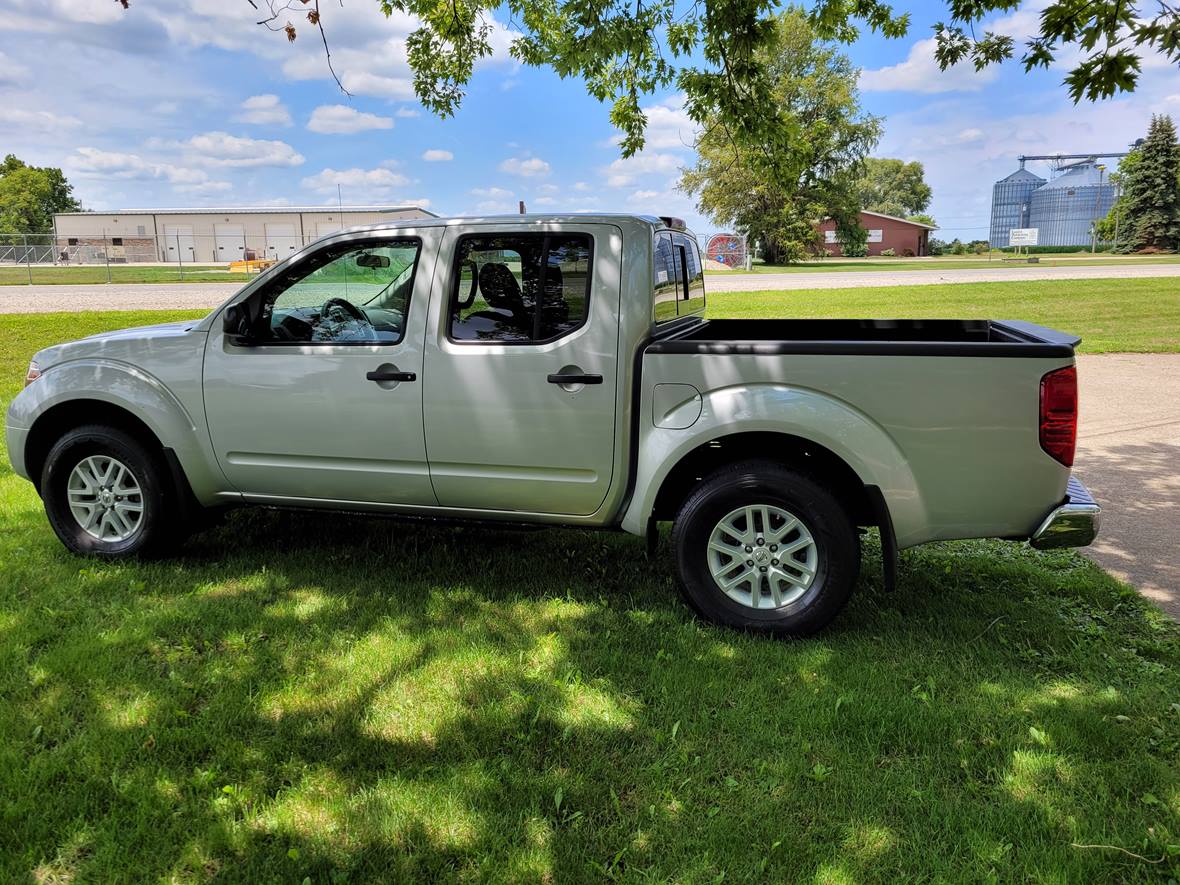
[
  {"left": 214, "top": 224, "right": 246, "bottom": 262},
  {"left": 163, "top": 225, "right": 195, "bottom": 262},
  {"left": 264, "top": 223, "right": 299, "bottom": 259}
]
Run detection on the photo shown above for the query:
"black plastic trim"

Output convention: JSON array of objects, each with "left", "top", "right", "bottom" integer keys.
[
  {"left": 865, "top": 485, "right": 898, "bottom": 593},
  {"left": 366, "top": 369, "right": 416, "bottom": 382},
  {"left": 547, "top": 373, "right": 603, "bottom": 385},
  {"left": 646, "top": 318, "right": 1078, "bottom": 359}
]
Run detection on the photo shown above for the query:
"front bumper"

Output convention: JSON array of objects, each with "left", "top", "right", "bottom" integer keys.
[{"left": 1030, "top": 476, "right": 1100, "bottom": 549}]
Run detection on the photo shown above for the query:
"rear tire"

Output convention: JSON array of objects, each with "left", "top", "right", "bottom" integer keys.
[
  {"left": 41, "top": 424, "right": 185, "bottom": 558},
  {"left": 671, "top": 460, "right": 859, "bottom": 636}
]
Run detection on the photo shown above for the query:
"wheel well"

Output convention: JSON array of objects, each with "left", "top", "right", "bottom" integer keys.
[
  {"left": 650, "top": 432, "right": 874, "bottom": 525},
  {"left": 25, "top": 399, "right": 168, "bottom": 492}
]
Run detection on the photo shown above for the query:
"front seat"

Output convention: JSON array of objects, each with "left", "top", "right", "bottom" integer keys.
[{"left": 468, "top": 263, "right": 530, "bottom": 336}]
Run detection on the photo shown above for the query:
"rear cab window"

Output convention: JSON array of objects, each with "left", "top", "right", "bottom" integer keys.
[{"left": 653, "top": 229, "right": 706, "bottom": 324}]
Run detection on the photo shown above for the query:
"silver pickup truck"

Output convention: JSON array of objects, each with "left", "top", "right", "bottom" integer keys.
[{"left": 6, "top": 214, "right": 1100, "bottom": 635}]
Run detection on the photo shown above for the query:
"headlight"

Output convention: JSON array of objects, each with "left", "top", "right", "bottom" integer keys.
[{"left": 24, "top": 360, "right": 41, "bottom": 387}]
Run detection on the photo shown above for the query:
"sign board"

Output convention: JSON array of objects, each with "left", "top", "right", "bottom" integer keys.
[
  {"left": 1009, "top": 228, "right": 1039, "bottom": 247},
  {"left": 705, "top": 233, "right": 747, "bottom": 267},
  {"left": 867, "top": 229, "right": 883, "bottom": 243}
]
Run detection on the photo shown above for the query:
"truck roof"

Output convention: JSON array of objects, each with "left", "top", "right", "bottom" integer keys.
[{"left": 320, "top": 213, "right": 690, "bottom": 237}]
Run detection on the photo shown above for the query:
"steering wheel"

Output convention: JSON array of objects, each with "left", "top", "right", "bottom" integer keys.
[{"left": 320, "top": 297, "right": 367, "bottom": 323}]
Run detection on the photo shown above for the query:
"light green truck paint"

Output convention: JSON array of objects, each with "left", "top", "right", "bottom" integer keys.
[{"left": 5, "top": 213, "right": 1094, "bottom": 557}]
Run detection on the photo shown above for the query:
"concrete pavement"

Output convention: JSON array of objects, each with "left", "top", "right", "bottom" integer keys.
[
  {"left": 1074, "top": 354, "right": 1180, "bottom": 618},
  {"left": 708, "top": 262, "right": 1180, "bottom": 291}
]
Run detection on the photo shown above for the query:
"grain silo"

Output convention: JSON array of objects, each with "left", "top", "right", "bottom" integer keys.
[
  {"left": 1028, "top": 161, "right": 1117, "bottom": 247},
  {"left": 989, "top": 165, "right": 1046, "bottom": 248}
]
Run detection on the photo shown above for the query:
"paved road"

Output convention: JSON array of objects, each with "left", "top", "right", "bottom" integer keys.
[
  {"left": 0, "top": 283, "right": 241, "bottom": 314},
  {"left": 708, "top": 262, "right": 1180, "bottom": 292},
  {"left": 3, "top": 262, "right": 1180, "bottom": 313},
  {"left": 1074, "top": 353, "right": 1180, "bottom": 619}
]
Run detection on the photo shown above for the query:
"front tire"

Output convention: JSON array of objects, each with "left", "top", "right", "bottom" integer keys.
[
  {"left": 41, "top": 424, "right": 183, "bottom": 557},
  {"left": 671, "top": 460, "right": 859, "bottom": 636}
]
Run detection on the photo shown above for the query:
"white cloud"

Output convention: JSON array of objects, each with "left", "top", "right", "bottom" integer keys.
[
  {"left": 301, "top": 166, "right": 411, "bottom": 192},
  {"left": 573, "top": 181, "right": 591, "bottom": 192},
  {"left": 471, "top": 186, "right": 514, "bottom": 199},
  {"left": 396, "top": 107, "right": 421, "bottom": 118},
  {"left": 637, "top": 96, "right": 699, "bottom": 150},
  {"left": 421, "top": 149, "right": 453, "bottom": 162},
  {"left": 499, "top": 156, "right": 551, "bottom": 177},
  {"left": 860, "top": 37, "right": 999, "bottom": 94},
  {"left": 604, "top": 152, "right": 682, "bottom": 187},
  {"left": 235, "top": 94, "right": 292, "bottom": 126},
  {"left": 69, "top": 146, "right": 230, "bottom": 193},
  {"left": 469, "top": 185, "right": 517, "bottom": 213},
  {"left": 166, "top": 131, "right": 306, "bottom": 167},
  {"left": 307, "top": 104, "right": 394, "bottom": 134},
  {"left": 0, "top": 107, "right": 82, "bottom": 132}
]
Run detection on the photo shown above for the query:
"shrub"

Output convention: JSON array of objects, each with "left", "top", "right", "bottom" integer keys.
[{"left": 880, "top": 248, "right": 896, "bottom": 257}]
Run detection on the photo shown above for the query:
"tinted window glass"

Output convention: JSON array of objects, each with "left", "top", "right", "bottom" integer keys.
[
  {"left": 653, "top": 232, "right": 679, "bottom": 321},
  {"left": 260, "top": 239, "right": 419, "bottom": 344},
  {"left": 450, "top": 234, "right": 592, "bottom": 342},
  {"left": 673, "top": 232, "right": 706, "bottom": 316}
]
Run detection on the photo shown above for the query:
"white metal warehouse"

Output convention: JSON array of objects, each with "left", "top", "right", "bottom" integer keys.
[{"left": 51, "top": 205, "right": 437, "bottom": 264}]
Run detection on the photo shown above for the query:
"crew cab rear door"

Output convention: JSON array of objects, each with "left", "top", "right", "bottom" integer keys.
[{"left": 422, "top": 223, "right": 621, "bottom": 516}]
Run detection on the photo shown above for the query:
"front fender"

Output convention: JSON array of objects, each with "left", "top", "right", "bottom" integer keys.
[
  {"left": 620, "top": 383, "right": 928, "bottom": 545},
  {"left": 8, "top": 359, "right": 226, "bottom": 504}
]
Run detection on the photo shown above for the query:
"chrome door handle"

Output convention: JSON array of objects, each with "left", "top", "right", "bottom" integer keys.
[
  {"left": 547, "top": 373, "right": 603, "bottom": 385},
  {"left": 366, "top": 370, "right": 416, "bottom": 382}
]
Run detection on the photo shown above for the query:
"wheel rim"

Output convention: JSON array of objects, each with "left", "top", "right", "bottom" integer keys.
[
  {"left": 66, "top": 455, "right": 145, "bottom": 543},
  {"left": 707, "top": 504, "right": 819, "bottom": 610}
]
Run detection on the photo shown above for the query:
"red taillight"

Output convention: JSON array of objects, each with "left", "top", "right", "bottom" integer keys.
[{"left": 1040, "top": 366, "right": 1077, "bottom": 466}]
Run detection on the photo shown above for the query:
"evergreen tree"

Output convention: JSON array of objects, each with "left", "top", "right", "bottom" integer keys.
[{"left": 1124, "top": 115, "right": 1180, "bottom": 252}]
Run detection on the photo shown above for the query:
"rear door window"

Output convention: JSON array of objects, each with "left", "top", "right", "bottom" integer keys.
[{"left": 449, "top": 233, "right": 592, "bottom": 343}]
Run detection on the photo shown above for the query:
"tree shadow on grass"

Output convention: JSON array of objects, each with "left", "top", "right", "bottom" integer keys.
[{"left": 2, "top": 508, "right": 1179, "bottom": 882}]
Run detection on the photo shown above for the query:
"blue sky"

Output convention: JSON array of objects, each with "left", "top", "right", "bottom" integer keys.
[{"left": 1, "top": 0, "right": 1177, "bottom": 240}]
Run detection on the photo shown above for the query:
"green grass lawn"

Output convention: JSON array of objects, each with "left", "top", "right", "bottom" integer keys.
[
  {"left": 713, "top": 254, "right": 1180, "bottom": 274},
  {"left": 0, "top": 265, "right": 254, "bottom": 286},
  {"left": 2, "top": 312, "right": 1180, "bottom": 881},
  {"left": 710, "top": 278, "right": 1180, "bottom": 353}
]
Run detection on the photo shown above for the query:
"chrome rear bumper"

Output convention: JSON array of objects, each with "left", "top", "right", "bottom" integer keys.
[{"left": 1030, "top": 476, "right": 1101, "bottom": 550}]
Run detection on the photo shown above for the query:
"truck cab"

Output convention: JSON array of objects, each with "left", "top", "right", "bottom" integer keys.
[{"left": 6, "top": 213, "right": 1099, "bottom": 636}]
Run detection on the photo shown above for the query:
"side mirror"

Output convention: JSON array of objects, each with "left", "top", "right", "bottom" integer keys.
[{"left": 222, "top": 303, "right": 254, "bottom": 342}]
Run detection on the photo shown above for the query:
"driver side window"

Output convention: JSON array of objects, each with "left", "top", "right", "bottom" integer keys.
[{"left": 262, "top": 239, "right": 420, "bottom": 344}]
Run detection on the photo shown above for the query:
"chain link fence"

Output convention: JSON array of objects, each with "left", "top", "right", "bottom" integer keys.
[{"left": 0, "top": 230, "right": 346, "bottom": 284}]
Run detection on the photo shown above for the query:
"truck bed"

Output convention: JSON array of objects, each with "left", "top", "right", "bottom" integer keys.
[
  {"left": 638, "top": 317, "right": 1081, "bottom": 548},
  {"left": 647, "top": 318, "right": 1081, "bottom": 357}
]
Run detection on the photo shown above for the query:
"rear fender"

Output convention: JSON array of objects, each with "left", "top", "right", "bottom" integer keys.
[{"left": 621, "top": 383, "right": 927, "bottom": 544}]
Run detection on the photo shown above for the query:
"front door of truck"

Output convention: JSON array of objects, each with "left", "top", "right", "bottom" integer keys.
[
  {"left": 422, "top": 224, "right": 621, "bottom": 516},
  {"left": 203, "top": 231, "right": 438, "bottom": 506}
]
